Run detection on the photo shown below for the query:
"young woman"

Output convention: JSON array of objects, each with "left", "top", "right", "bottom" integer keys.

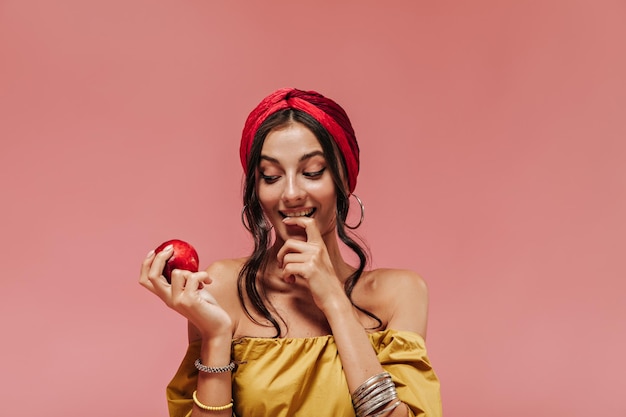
[{"left": 139, "top": 88, "right": 442, "bottom": 417}]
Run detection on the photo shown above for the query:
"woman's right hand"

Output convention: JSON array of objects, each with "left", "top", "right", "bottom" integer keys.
[{"left": 139, "top": 247, "right": 233, "bottom": 339}]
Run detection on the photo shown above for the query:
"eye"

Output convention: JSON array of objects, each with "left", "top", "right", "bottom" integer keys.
[
  {"left": 260, "top": 173, "right": 280, "bottom": 184},
  {"left": 303, "top": 167, "right": 326, "bottom": 178}
]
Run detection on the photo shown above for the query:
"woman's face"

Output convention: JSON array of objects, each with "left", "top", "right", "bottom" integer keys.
[{"left": 256, "top": 122, "right": 337, "bottom": 242}]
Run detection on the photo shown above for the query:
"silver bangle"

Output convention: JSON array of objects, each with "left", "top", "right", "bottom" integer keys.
[
  {"left": 358, "top": 387, "right": 398, "bottom": 417},
  {"left": 352, "top": 372, "right": 400, "bottom": 417},
  {"left": 370, "top": 399, "right": 402, "bottom": 417},
  {"left": 352, "top": 372, "right": 390, "bottom": 404},
  {"left": 353, "top": 379, "right": 395, "bottom": 409},
  {"left": 194, "top": 358, "right": 236, "bottom": 373}
]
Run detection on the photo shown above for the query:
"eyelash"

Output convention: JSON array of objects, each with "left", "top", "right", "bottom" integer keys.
[
  {"left": 303, "top": 167, "right": 326, "bottom": 178},
  {"left": 260, "top": 173, "right": 280, "bottom": 184},
  {"left": 260, "top": 167, "right": 326, "bottom": 183}
]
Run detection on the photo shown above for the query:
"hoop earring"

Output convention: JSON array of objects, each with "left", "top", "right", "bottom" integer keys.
[
  {"left": 241, "top": 205, "right": 252, "bottom": 232},
  {"left": 345, "top": 194, "right": 365, "bottom": 230}
]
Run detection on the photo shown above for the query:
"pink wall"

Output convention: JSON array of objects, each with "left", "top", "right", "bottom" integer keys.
[{"left": 1, "top": 1, "right": 624, "bottom": 415}]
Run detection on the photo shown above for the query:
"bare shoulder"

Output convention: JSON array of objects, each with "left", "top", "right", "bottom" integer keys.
[
  {"left": 358, "top": 268, "right": 430, "bottom": 338},
  {"left": 205, "top": 257, "right": 247, "bottom": 282},
  {"left": 366, "top": 268, "right": 428, "bottom": 293},
  {"left": 203, "top": 257, "right": 248, "bottom": 303}
]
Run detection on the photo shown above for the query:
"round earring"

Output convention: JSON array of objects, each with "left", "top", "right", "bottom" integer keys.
[{"left": 345, "top": 194, "right": 365, "bottom": 230}]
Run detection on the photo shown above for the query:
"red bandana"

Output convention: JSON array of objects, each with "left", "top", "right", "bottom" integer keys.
[{"left": 239, "top": 88, "right": 360, "bottom": 193}]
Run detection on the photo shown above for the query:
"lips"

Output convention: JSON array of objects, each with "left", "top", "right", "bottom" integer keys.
[{"left": 279, "top": 207, "right": 316, "bottom": 218}]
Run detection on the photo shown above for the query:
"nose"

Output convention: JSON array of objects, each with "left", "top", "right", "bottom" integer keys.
[{"left": 282, "top": 174, "right": 306, "bottom": 204}]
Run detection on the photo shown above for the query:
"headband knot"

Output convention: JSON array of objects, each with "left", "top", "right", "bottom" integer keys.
[{"left": 240, "top": 88, "right": 360, "bottom": 193}]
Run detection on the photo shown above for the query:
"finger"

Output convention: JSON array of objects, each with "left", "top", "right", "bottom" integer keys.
[
  {"left": 139, "top": 249, "right": 156, "bottom": 289},
  {"left": 282, "top": 263, "right": 308, "bottom": 282},
  {"left": 147, "top": 244, "right": 174, "bottom": 282},
  {"left": 280, "top": 252, "right": 309, "bottom": 268},
  {"left": 276, "top": 239, "right": 310, "bottom": 267},
  {"left": 142, "top": 247, "right": 174, "bottom": 299},
  {"left": 171, "top": 270, "right": 211, "bottom": 297},
  {"left": 196, "top": 272, "right": 213, "bottom": 289},
  {"left": 281, "top": 216, "right": 323, "bottom": 244},
  {"left": 183, "top": 270, "right": 211, "bottom": 293},
  {"left": 169, "top": 268, "right": 188, "bottom": 300}
]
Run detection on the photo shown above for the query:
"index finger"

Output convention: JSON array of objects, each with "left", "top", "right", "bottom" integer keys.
[
  {"left": 281, "top": 216, "right": 323, "bottom": 243},
  {"left": 139, "top": 249, "right": 157, "bottom": 289}
]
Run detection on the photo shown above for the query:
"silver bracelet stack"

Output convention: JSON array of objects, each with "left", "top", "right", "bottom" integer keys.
[
  {"left": 194, "top": 358, "right": 237, "bottom": 373},
  {"left": 351, "top": 372, "right": 402, "bottom": 417}
]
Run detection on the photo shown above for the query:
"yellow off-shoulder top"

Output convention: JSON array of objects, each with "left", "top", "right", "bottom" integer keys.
[{"left": 166, "top": 329, "right": 442, "bottom": 417}]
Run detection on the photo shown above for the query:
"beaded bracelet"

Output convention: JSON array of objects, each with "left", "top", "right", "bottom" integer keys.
[
  {"left": 192, "top": 390, "right": 234, "bottom": 411},
  {"left": 194, "top": 358, "right": 237, "bottom": 373}
]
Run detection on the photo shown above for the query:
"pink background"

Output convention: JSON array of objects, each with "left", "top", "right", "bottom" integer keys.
[{"left": 1, "top": 1, "right": 624, "bottom": 416}]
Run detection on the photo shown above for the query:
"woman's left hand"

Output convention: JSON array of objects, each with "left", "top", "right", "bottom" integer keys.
[{"left": 276, "top": 216, "right": 347, "bottom": 312}]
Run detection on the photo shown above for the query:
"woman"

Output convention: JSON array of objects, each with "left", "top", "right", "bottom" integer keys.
[{"left": 139, "top": 88, "right": 442, "bottom": 417}]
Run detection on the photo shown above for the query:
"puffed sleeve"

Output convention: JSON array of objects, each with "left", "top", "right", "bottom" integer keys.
[
  {"left": 166, "top": 340, "right": 201, "bottom": 417},
  {"left": 369, "top": 330, "right": 442, "bottom": 417}
]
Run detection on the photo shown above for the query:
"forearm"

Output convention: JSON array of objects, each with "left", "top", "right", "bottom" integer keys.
[
  {"left": 191, "top": 335, "right": 233, "bottom": 417},
  {"left": 325, "top": 298, "right": 408, "bottom": 417}
]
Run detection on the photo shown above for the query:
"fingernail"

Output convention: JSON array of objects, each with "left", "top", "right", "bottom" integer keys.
[
  {"left": 163, "top": 244, "right": 174, "bottom": 252},
  {"left": 146, "top": 249, "right": 155, "bottom": 258}
]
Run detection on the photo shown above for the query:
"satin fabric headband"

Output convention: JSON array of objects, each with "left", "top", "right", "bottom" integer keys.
[{"left": 240, "top": 88, "right": 360, "bottom": 193}]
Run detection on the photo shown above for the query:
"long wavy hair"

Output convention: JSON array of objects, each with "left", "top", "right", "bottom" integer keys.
[{"left": 238, "top": 108, "right": 381, "bottom": 337}]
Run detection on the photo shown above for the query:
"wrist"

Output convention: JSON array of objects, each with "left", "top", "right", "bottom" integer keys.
[
  {"left": 200, "top": 333, "right": 232, "bottom": 367},
  {"left": 320, "top": 293, "right": 355, "bottom": 323},
  {"left": 202, "top": 331, "right": 232, "bottom": 345},
  {"left": 196, "top": 318, "right": 233, "bottom": 340}
]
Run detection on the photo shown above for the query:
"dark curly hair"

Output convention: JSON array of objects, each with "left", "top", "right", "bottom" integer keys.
[{"left": 238, "top": 108, "right": 381, "bottom": 337}]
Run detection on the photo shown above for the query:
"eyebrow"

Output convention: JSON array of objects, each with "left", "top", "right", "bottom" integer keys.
[{"left": 260, "top": 150, "right": 325, "bottom": 164}]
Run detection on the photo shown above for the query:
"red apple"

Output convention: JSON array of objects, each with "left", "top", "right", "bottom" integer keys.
[{"left": 154, "top": 239, "right": 199, "bottom": 284}]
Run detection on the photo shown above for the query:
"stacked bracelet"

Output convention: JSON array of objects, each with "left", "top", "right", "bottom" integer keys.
[
  {"left": 192, "top": 390, "right": 233, "bottom": 411},
  {"left": 351, "top": 372, "right": 401, "bottom": 417},
  {"left": 194, "top": 358, "right": 237, "bottom": 373}
]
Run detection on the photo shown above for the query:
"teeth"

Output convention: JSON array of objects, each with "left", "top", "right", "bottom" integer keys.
[{"left": 284, "top": 208, "right": 314, "bottom": 217}]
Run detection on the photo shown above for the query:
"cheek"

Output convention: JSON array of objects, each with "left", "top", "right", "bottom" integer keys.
[
  {"left": 257, "top": 185, "right": 280, "bottom": 212},
  {"left": 310, "top": 183, "right": 338, "bottom": 211}
]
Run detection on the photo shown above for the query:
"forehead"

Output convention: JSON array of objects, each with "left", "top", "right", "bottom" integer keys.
[{"left": 261, "top": 122, "right": 324, "bottom": 159}]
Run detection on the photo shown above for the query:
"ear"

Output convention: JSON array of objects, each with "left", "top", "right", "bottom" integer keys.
[
  {"left": 329, "top": 140, "right": 351, "bottom": 195},
  {"left": 336, "top": 167, "right": 350, "bottom": 196},
  {"left": 342, "top": 176, "right": 350, "bottom": 195}
]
